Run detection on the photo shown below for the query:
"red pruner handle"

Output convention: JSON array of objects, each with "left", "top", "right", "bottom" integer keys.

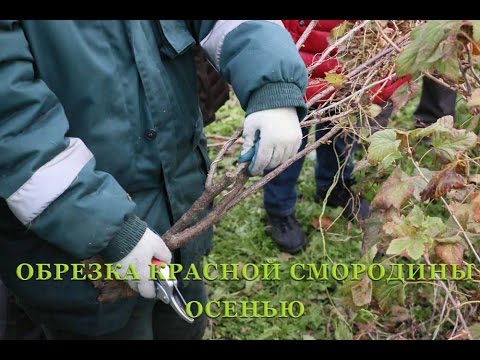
[{"left": 151, "top": 258, "right": 166, "bottom": 268}]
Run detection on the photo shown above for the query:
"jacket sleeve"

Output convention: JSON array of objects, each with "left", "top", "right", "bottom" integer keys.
[
  {"left": 0, "top": 20, "right": 146, "bottom": 262},
  {"left": 189, "top": 20, "right": 308, "bottom": 119}
]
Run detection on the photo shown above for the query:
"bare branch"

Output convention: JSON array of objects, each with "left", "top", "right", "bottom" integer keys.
[
  {"left": 424, "top": 255, "right": 473, "bottom": 340},
  {"left": 374, "top": 20, "right": 401, "bottom": 52},
  {"left": 296, "top": 20, "right": 319, "bottom": 50},
  {"left": 163, "top": 126, "right": 341, "bottom": 249},
  {"left": 300, "top": 110, "right": 354, "bottom": 128},
  {"left": 163, "top": 170, "right": 237, "bottom": 237},
  {"left": 308, "top": 20, "right": 371, "bottom": 74}
]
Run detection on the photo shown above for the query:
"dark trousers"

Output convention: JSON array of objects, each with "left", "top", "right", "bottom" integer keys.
[
  {"left": 0, "top": 279, "right": 45, "bottom": 340},
  {"left": 42, "top": 279, "right": 208, "bottom": 340},
  {"left": 264, "top": 124, "right": 354, "bottom": 217},
  {"left": 413, "top": 76, "right": 457, "bottom": 127},
  {"left": 263, "top": 77, "right": 457, "bottom": 217}
]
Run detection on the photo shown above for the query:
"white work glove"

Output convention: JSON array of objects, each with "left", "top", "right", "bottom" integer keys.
[
  {"left": 115, "top": 228, "right": 172, "bottom": 299},
  {"left": 239, "top": 107, "right": 302, "bottom": 176}
]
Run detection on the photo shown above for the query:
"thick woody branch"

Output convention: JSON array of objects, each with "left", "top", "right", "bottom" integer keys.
[
  {"left": 163, "top": 170, "right": 237, "bottom": 237},
  {"left": 162, "top": 163, "right": 249, "bottom": 248},
  {"left": 163, "top": 126, "right": 341, "bottom": 249}
]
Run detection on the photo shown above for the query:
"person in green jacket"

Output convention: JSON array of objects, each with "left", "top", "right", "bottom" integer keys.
[{"left": 0, "top": 20, "right": 307, "bottom": 339}]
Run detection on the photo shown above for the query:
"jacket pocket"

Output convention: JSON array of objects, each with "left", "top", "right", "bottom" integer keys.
[{"left": 156, "top": 20, "right": 196, "bottom": 59}]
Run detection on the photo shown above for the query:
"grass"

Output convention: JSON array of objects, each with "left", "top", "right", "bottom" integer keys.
[
  {"left": 201, "top": 84, "right": 476, "bottom": 339},
  {"left": 203, "top": 96, "right": 365, "bottom": 339}
]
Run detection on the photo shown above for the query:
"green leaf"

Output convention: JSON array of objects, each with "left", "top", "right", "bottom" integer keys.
[
  {"left": 410, "top": 116, "right": 478, "bottom": 161},
  {"left": 367, "top": 129, "right": 401, "bottom": 167},
  {"left": 405, "top": 205, "right": 425, "bottom": 228},
  {"left": 372, "top": 277, "right": 405, "bottom": 311},
  {"left": 396, "top": 20, "right": 463, "bottom": 79},
  {"left": 386, "top": 235, "right": 426, "bottom": 260},
  {"left": 366, "top": 104, "right": 382, "bottom": 118},
  {"left": 410, "top": 115, "right": 453, "bottom": 139},
  {"left": 469, "top": 323, "right": 480, "bottom": 340},
  {"left": 423, "top": 216, "right": 447, "bottom": 238},
  {"left": 384, "top": 206, "right": 445, "bottom": 260},
  {"left": 433, "top": 38, "right": 461, "bottom": 81},
  {"left": 257, "top": 326, "right": 280, "bottom": 340},
  {"left": 324, "top": 72, "right": 347, "bottom": 89},
  {"left": 330, "top": 21, "right": 350, "bottom": 39},
  {"left": 431, "top": 129, "right": 478, "bottom": 161},
  {"left": 396, "top": 45, "right": 418, "bottom": 77}
]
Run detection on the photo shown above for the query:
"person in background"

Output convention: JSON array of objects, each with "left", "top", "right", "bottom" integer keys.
[{"left": 263, "top": 20, "right": 418, "bottom": 254}]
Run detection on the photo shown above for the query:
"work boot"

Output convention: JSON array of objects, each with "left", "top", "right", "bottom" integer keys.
[
  {"left": 314, "top": 180, "right": 370, "bottom": 221},
  {"left": 266, "top": 213, "right": 307, "bottom": 254}
]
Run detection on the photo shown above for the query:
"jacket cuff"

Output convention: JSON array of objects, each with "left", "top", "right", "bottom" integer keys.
[
  {"left": 100, "top": 214, "right": 147, "bottom": 263},
  {"left": 246, "top": 82, "right": 307, "bottom": 119}
]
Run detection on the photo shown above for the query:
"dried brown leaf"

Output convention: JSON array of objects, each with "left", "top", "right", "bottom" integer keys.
[
  {"left": 371, "top": 167, "right": 415, "bottom": 210},
  {"left": 420, "top": 162, "right": 466, "bottom": 202},
  {"left": 471, "top": 192, "right": 480, "bottom": 222},
  {"left": 390, "top": 82, "right": 419, "bottom": 114},
  {"left": 351, "top": 276, "right": 373, "bottom": 307},
  {"left": 434, "top": 243, "right": 464, "bottom": 266},
  {"left": 389, "top": 305, "right": 410, "bottom": 324},
  {"left": 361, "top": 208, "right": 399, "bottom": 255}
]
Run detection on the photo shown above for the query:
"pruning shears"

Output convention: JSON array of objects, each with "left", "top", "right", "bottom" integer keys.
[{"left": 151, "top": 258, "right": 194, "bottom": 324}]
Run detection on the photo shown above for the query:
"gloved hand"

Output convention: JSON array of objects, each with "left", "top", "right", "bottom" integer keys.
[
  {"left": 239, "top": 107, "right": 302, "bottom": 176},
  {"left": 115, "top": 228, "right": 172, "bottom": 299}
]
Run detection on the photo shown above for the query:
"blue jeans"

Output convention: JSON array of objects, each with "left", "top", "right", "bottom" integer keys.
[
  {"left": 264, "top": 124, "right": 354, "bottom": 217},
  {"left": 264, "top": 78, "right": 456, "bottom": 218}
]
